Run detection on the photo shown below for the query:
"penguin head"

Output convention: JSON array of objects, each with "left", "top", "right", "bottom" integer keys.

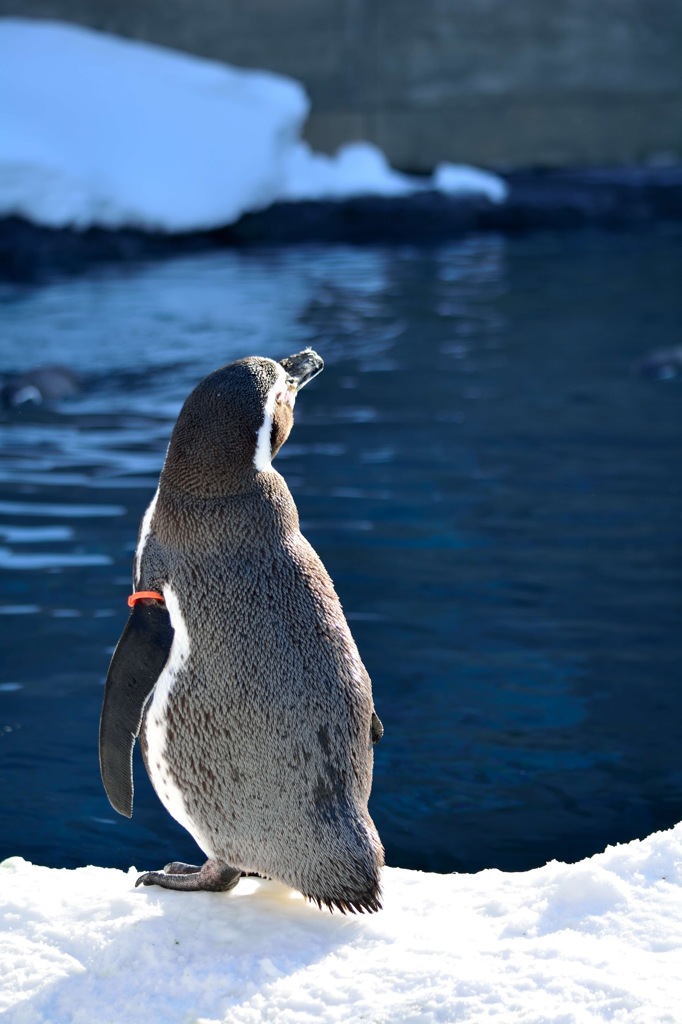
[
  {"left": 162, "top": 350, "right": 323, "bottom": 497},
  {"left": 1, "top": 365, "right": 81, "bottom": 410}
]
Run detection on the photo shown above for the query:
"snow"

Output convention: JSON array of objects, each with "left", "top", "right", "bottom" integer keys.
[
  {"left": 433, "top": 161, "right": 509, "bottom": 203},
  {"left": 281, "top": 140, "right": 507, "bottom": 204},
  {"left": 0, "top": 19, "right": 308, "bottom": 232},
  {"left": 0, "top": 19, "right": 508, "bottom": 233},
  {"left": 2, "top": 824, "right": 682, "bottom": 1023}
]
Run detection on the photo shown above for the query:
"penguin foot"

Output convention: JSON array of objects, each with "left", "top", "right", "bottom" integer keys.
[
  {"left": 135, "top": 858, "right": 241, "bottom": 893},
  {"left": 163, "top": 861, "right": 202, "bottom": 874}
]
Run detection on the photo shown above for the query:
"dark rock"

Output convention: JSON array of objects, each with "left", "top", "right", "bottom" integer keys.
[{"left": 2, "top": 165, "right": 682, "bottom": 283}]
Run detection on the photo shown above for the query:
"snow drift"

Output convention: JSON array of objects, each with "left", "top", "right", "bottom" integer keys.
[
  {"left": 2, "top": 823, "right": 681, "bottom": 1023},
  {"left": 0, "top": 19, "right": 507, "bottom": 233},
  {"left": 0, "top": 19, "right": 308, "bottom": 232}
]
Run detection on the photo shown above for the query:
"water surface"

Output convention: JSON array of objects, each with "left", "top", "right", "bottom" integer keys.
[{"left": 1, "top": 228, "right": 681, "bottom": 874}]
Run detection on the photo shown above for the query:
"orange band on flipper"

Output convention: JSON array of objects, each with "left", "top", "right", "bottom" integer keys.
[{"left": 128, "top": 590, "right": 165, "bottom": 607}]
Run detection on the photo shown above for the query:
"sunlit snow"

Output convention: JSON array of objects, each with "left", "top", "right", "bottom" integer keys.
[
  {"left": 2, "top": 824, "right": 681, "bottom": 1023},
  {"left": 0, "top": 19, "right": 507, "bottom": 232}
]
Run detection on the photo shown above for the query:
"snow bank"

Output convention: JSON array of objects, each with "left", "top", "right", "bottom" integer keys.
[
  {"left": 0, "top": 19, "right": 308, "bottom": 232},
  {"left": 2, "top": 824, "right": 681, "bottom": 1023},
  {"left": 0, "top": 19, "right": 507, "bottom": 233},
  {"left": 280, "top": 140, "right": 507, "bottom": 204}
]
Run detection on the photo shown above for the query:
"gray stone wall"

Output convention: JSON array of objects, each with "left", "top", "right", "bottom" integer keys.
[{"left": 3, "top": 0, "right": 681, "bottom": 170}]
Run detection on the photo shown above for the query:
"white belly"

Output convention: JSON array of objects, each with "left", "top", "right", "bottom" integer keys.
[{"left": 143, "top": 584, "right": 212, "bottom": 857}]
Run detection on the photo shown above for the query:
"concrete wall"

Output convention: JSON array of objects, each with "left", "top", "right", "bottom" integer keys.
[{"left": 3, "top": 0, "right": 681, "bottom": 170}]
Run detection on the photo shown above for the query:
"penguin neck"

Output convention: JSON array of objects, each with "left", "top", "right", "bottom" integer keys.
[
  {"left": 160, "top": 435, "right": 264, "bottom": 498},
  {"left": 156, "top": 464, "right": 300, "bottom": 540}
]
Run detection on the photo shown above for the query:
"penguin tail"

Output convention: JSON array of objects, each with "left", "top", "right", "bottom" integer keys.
[{"left": 306, "top": 880, "right": 383, "bottom": 915}]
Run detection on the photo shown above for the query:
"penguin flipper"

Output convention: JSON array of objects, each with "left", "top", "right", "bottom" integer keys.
[
  {"left": 99, "top": 601, "right": 174, "bottom": 818},
  {"left": 371, "top": 710, "right": 384, "bottom": 744}
]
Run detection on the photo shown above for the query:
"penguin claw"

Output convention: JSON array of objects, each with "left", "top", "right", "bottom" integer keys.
[{"left": 135, "top": 870, "right": 168, "bottom": 888}]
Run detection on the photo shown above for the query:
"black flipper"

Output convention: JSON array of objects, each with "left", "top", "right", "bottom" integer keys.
[
  {"left": 99, "top": 600, "right": 174, "bottom": 817},
  {"left": 371, "top": 710, "right": 384, "bottom": 744}
]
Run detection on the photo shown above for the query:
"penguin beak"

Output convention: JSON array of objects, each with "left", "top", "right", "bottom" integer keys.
[{"left": 279, "top": 349, "right": 324, "bottom": 392}]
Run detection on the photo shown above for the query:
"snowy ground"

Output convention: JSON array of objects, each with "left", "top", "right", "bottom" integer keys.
[
  {"left": 2, "top": 824, "right": 681, "bottom": 1024},
  {"left": 0, "top": 19, "right": 507, "bottom": 233}
]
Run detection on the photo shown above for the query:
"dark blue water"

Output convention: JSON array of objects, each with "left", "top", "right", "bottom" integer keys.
[{"left": 1, "top": 228, "right": 681, "bottom": 875}]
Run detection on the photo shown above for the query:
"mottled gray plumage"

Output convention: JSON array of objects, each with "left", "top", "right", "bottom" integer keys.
[{"left": 105, "top": 352, "right": 384, "bottom": 913}]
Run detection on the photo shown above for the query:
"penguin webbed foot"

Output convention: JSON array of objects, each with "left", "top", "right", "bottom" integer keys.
[
  {"left": 165, "top": 861, "right": 267, "bottom": 880},
  {"left": 135, "top": 858, "right": 241, "bottom": 893}
]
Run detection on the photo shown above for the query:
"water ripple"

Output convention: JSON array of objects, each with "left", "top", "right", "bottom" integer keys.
[{"left": 0, "top": 232, "right": 680, "bottom": 876}]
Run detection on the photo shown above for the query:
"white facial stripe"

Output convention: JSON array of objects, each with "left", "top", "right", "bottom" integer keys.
[
  {"left": 134, "top": 488, "right": 159, "bottom": 587},
  {"left": 253, "top": 364, "right": 292, "bottom": 472},
  {"left": 144, "top": 585, "right": 211, "bottom": 855}
]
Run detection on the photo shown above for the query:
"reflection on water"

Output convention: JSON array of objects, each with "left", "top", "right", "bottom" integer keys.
[{"left": 1, "top": 229, "right": 681, "bottom": 874}]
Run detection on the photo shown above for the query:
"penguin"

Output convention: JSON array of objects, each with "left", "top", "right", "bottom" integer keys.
[
  {"left": 637, "top": 345, "right": 682, "bottom": 380},
  {"left": 1, "top": 364, "right": 81, "bottom": 409},
  {"left": 99, "top": 349, "right": 385, "bottom": 913}
]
